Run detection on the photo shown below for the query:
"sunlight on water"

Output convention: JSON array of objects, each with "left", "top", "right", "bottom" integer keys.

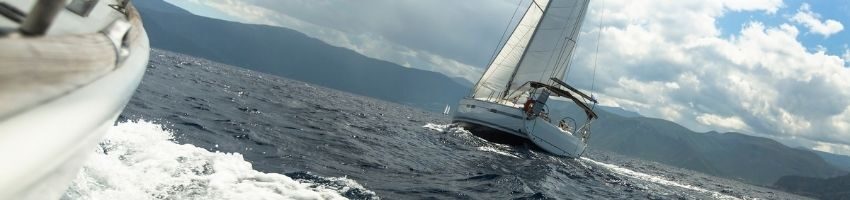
[
  {"left": 476, "top": 146, "right": 521, "bottom": 159},
  {"left": 63, "top": 121, "right": 374, "bottom": 200}
]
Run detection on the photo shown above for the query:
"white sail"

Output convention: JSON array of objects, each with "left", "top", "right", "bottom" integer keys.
[{"left": 471, "top": 0, "right": 590, "bottom": 103}]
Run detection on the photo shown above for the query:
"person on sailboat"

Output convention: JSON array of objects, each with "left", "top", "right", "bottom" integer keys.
[{"left": 523, "top": 98, "right": 535, "bottom": 116}]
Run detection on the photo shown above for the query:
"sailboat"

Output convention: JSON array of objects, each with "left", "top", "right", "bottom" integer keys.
[
  {"left": 0, "top": 0, "right": 149, "bottom": 199},
  {"left": 452, "top": 0, "right": 598, "bottom": 158}
]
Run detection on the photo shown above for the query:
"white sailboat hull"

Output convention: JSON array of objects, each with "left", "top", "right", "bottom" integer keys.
[
  {"left": 454, "top": 0, "right": 593, "bottom": 158},
  {"left": 453, "top": 98, "right": 529, "bottom": 140},
  {"left": 452, "top": 98, "right": 586, "bottom": 158},
  {"left": 524, "top": 117, "right": 586, "bottom": 157}
]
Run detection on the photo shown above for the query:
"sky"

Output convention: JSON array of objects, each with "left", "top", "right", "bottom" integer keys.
[{"left": 165, "top": 0, "right": 850, "bottom": 156}]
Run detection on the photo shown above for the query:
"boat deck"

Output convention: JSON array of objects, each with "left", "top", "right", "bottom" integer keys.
[{"left": 1, "top": 0, "right": 125, "bottom": 35}]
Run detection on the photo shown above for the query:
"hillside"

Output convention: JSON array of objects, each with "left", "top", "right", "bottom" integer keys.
[
  {"left": 774, "top": 174, "right": 850, "bottom": 200},
  {"left": 810, "top": 149, "right": 850, "bottom": 171},
  {"left": 134, "top": 0, "right": 469, "bottom": 112},
  {"left": 548, "top": 100, "right": 846, "bottom": 186}
]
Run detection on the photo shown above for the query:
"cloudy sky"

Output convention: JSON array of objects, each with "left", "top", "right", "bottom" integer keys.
[{"left": 166, "top": 0, "right": 850, "bottom": 155}]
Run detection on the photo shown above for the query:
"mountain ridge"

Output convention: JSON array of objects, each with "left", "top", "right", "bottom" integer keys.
[
  {"left": 774, "top": 173, "right": 850, "bottom": 200},
  {"left": 548, "top": 99, "right": 846, "bottom": 185},
  {"left": 134, "top": 0, "right": 469, "bottom": 113},
  {"left": 807, "top": 149, "right": 850, "bottom": 171}
]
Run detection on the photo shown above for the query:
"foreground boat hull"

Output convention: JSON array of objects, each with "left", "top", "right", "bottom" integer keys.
[
  {"left": 452, "top": 98, "right": 586, "bottom": 158},
  {"left": 0, "top": 1, "right": 150, "bottom": 199},
  {"left": 0, "top": 39, "right": 148, "bottom": 200}
]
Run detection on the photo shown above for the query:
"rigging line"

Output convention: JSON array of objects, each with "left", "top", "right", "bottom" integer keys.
[
  {"left": 562, "top": 0, "right": 589, "bottom": 81},
  {"left": 549, "top": 3, "right": 584, "bottom": 82},
  {"left": 477, "top": 24, "right": 536, "bottom": 98},
  {"left": 486, "top": 0, "right": 524, "bottom": 64},
  {"left": 531, "top": 0, "right": 545, "bottom": 11},
  {"left": 561, "top": 1, "right": 590, "bottom": 80},
  {"left": 560, "top": 4, "right": 584, "bottom": 71},
  {"left": 590, "top": 0, "right": 604, "bottom": 98},
  {"left": 540, "top": 3, "right": 579, "bottom": 83},
  {"left": 538, "top": 20, "right": 569, "bottom": 82},
  {"left": 473, "top": 0, "right": 526, "bottom": 96},
  {"left": 503, "top": 0, "right": 552, "bottom": 99}
]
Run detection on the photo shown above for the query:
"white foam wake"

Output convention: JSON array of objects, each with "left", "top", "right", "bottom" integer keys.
[
  {"left": 422, "top": 123, "right": 452, "bottom": 133},
  {"left": 63, "top": 121, "right": 374, "bottom": 200},
  {"left": 580, "top": 158, "right": 740, "bottom": 200},
  {"left": 423, "top": 123, "right": 519, "bottom": 158}
]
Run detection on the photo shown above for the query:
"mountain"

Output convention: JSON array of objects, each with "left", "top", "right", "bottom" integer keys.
[
  {"left": 596, "top": 106, "right": 642, "bottom": 118},
  {"left": 591, "top": 115, "right": 846, "bottom": 185},
  {"left": 450, "top": 77, "right": 474, "bottom": 88},
  {"left": 547, "top": 99, "right": 846, "bottom": 186},
  {"left": 133, "top": 0, "right": 469, "bottom": 113},
  {"left": 774, "top": 174, "right": 850, "bottom": 200},
  {"left": 809, "top": 149, "right": 850, "bottom": 171}
]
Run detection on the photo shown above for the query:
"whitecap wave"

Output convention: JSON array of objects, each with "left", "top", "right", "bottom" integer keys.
[
  {"left": 422, "top": 123, "right": 451, "bottom": 132},
  {"left": 424, "top": 123, "right": 519, "bottom": 158},
  {"left": 423, "top": 123, "right": 477, "bottom": 140},
  {"left": 476, "top": 146, "right": 520, "bottom": 159},
  {"left": 63, "top": 120, "right": 376, "bottom": 200}
]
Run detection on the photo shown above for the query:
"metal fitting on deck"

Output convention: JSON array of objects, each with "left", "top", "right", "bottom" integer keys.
[{"left": 20, "top": 0, "right": 68, "bottom": 36}]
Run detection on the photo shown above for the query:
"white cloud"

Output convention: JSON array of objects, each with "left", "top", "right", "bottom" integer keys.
[
  {"left": 832, "top": 107, "right": 850, "bottom": 135},
  {"left": 564, "top": 0, "right": 850, "bottom": 155},
  {"left": 696, "top": 114, "right": 750, "bottom": 131},
  {"left": 171, "top": 0, "right": 483, "bottom": 82},
  {"left": 812, "top": 141, "right": 850, "bottom": 156},
  {"left": 791, "top": 3, "right": 844, "bottom": 37},
  {"left": 770, "top": 134, "right": 850, "bottom": 157},
  {"left": 721, "top": 0, "right": 783, "bottom": 13}
]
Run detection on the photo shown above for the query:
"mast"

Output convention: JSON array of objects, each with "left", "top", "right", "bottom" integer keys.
[
  {"left": 502, "top": 0, "right": 552, "bottom": 99},
  {"left": 470, "top": 0, "right": 534, "bottom": 97},
  {"left": 471, "top": 0, "right": 549, "bottom": 101},
  {"left": 505, "top": 0, "right": 591, "bottom": 99},
  {"left": 471, "top": 0, "right": 589, "bottom": 104}
]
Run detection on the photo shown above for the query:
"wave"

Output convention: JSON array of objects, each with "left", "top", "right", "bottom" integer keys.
[
  {"left": 63, "top": 120, "right": 376, "bottom": 200},
  {"left": 580, "top": 158, "right": 739, "bottom": 200},
  {"left": 425, "top": 123, "right": 741, "bottom": 199},
  {"left": 423, "top": 123, "right": 520, "bottom": 158}
]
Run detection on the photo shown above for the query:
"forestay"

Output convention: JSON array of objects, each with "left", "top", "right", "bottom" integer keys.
[{"left": 471, "top": 0, "right": 590, "bottom": 104}]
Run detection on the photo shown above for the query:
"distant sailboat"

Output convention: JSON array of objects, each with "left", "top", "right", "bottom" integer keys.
[
  {"left": 443, "top": 105, "right": 451, "bottom": 115},
  {"left": 452, "top": 0, "right": 598, "bottom": 158}
]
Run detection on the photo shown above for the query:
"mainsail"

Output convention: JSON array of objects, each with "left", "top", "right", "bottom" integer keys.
[{"left": 472, "top": 0, "right": 590, "bottom": 103}]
